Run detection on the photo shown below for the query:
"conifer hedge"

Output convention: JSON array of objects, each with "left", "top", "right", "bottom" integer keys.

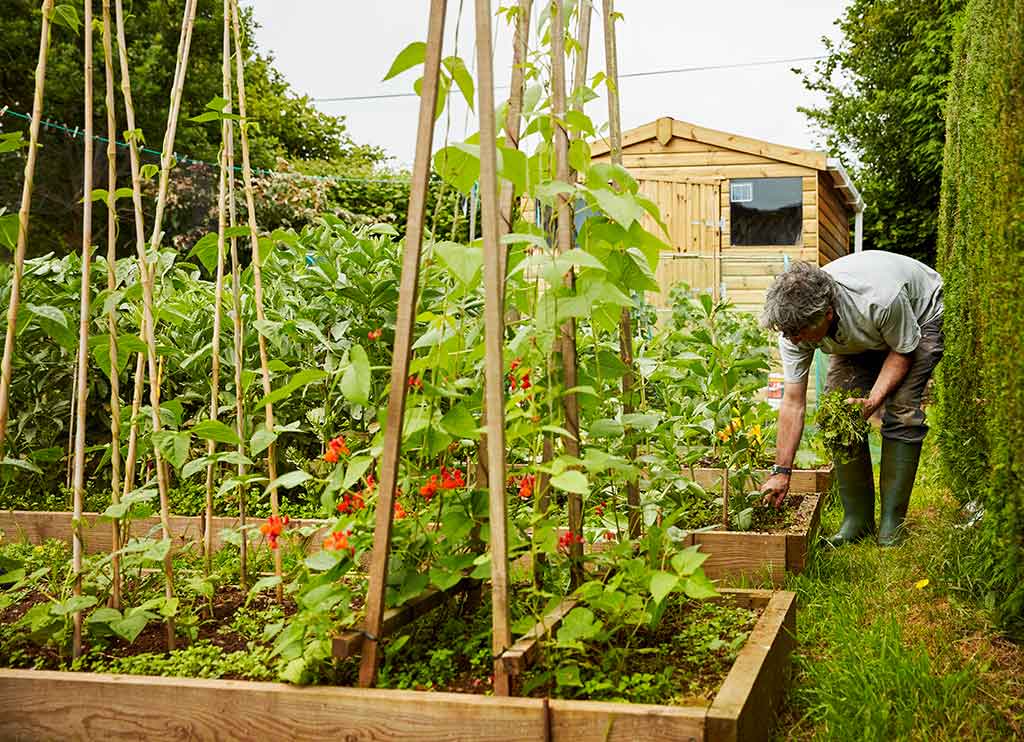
[{"left": 937, "top": 0, "right": 1024, "bottom": 634}]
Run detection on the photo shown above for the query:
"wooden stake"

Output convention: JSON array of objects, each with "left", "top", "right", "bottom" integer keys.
[
  {"left": 497, "top": 0, "right": 533, "bottom": 297},
  {"left": 203, "top": 0, "right": 232, "bottom": 574},
  {"left": 100, "top": 0, "right": 122, "bottom": 609},
  {"left": 223, "top": 0, "right": 247, "bottom": 590},
  {"left": 602, "top": 0, "right": 640, "bottom": 538},
  {"left": 122, "top": 352, "right": 145, "bottom": 495},
  {"left": 571, "top": 0, "right": 593, "bottom": 106},
  {"left": 230, "top": 0, "right": 283, "bottom": 599},
  {"left": 71, "top": 0, "right": 95, "bottom": 660},
  {"left": 551, "top": 0, "right": 584, "bottom": 586},
  {"left": 0, "top": 0, "right": 55, "bottom": 454},
  {"left": 358, "top": 0, "right": 447, "bottom": 688},
  {"left": 114, "top": 0, "right": 199, "bottom": 650},
  {"left": 474, "top": 0, "right": 513, "bottom": 697}
]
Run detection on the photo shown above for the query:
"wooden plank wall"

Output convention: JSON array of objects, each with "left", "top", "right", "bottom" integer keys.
[{"left": 817, "top": 172, "right": 851, "bottom": 265}]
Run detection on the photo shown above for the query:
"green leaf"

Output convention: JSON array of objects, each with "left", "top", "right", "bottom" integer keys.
[
  {"left": 52, "top": 595, "right": 98, "bottom": 616},
  {"left": 340, "top": 345, "right": 371, "bottom": 406},
  {"left": 588, "top": 419, "right": 624, "bottom": 438},
  {"left": 140, "top": 163, "right": 159, "bottom": 180},
  {"left": 442, "top": 56, "right": 474, "bottom": 110},
  {"left": 550, "top": 470, "right": 588, "bottom": 495},
  {"left": 341, "top": 455, "right": 373, "bottom": 491},
  {"left": 257, "top": 368, "right": 327, "bottom": 410},
  {"left": 87, "top": 606, "right": 122, "bottom": 624},
  {"left": 555, "top": 664, "right": 582, "bottom": 687},
  {"left": 188, "top": 233, "right": 220, "bottom": 273},
  {"left": 589, "top": 187, "right": 644, "bottom": 228},
  {"left": 670, "top": 546, "right": 709, "bottom": 576},
  {"left": 497, "top": 144, "right": 528, "bottom": 193},
  {"left": 433, "top": 145, "right": 479, "bottom": 194},
  {"left": 110, "top": 612, "right": 150, "bottom": 643},
  {"left": 383, "top": 41, "right": 426, "bottom": 80},
  {"left": 50, "top": 4, "right": 81, "bottom": 34},
  {"left": 0, "top": 132, "right": 27, "bottom": 155},
  {"left": 0, "top": 457, "right": 43, "bottom": 474},
  {"left": 193, "top": 419, "right": 241, "bottom": 447},
  {"left": 251, "top": 429, "right": 277, "bottom": 456},
  {"left": 0, "top": 213, "right": 19, "bottom": 250},
  {"left": 151, "top": 430, "right": 191, "bottom": 471},
  {"left": 304, "top": 550, "right": 341, "bottom": 572},
  {"left": 434, "top": 241, "right": 483, "bottom": 287},
  {"left": 0, "top": 568, "right": 26, "bottom": 585},
  {"left": 649, "top": 571, "right": 680, "bottom": 604},
  {"left": 682, "top": 572, "right": 719, "bottom": 600},
  {"left": 568, "top": 138, "right": 591, "bottom": 174},
  {"left": 247, "top": 575, "right": 283, "bottom": 602},
  {"left": 439, "top": 403, "right": 479, "bottom": 440},
  {"left": 265, "top": 470, "right": 312, "bottom": 494}
]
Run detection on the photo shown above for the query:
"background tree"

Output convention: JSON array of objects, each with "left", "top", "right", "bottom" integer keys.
[
  {"left": 798, "top": 0, "right": 965, "bottom": 265},
  {"left": 0, "top": 0, "right": 387, "bottom": 256}
]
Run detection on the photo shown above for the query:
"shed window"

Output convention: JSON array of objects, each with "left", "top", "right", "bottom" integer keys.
[{"left": 729, "top": 177, "right": 802, "bottom": 246}]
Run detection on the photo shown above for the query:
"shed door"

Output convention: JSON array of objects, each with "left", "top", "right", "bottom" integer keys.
[{"left": 636, "top": 178, "right": 723, "bottom": 311}]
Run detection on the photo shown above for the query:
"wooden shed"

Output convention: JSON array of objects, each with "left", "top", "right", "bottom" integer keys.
[{"left": 590, "top": 117, "right": 864, "bottom": 316}]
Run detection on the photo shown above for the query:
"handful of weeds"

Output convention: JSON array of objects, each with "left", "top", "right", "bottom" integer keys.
[{"left": 815, "top": 390, "right": 870, "bottom": 463}]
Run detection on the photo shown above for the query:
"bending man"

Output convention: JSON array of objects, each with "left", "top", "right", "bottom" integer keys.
[{"left": 759, "top": 252, "right": 944, "bottom": 547}]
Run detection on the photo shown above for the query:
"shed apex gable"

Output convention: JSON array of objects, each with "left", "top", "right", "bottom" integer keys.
[{"left": 590, "top": 116, "right": 829, "bottom": 171}]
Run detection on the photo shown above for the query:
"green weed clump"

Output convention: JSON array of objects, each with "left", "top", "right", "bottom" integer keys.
[{"left": 814, "top": 390, "right": 869, "bottom": 463}]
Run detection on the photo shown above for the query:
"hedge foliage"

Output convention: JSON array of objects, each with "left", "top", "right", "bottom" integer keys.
[{"left": 937, "top": 0, "right": 1024, "bottom": 635}]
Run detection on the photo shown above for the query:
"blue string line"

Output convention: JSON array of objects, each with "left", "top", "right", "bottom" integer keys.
[{"left": 0, "top": 106, "right": 413, "bottom": 185}]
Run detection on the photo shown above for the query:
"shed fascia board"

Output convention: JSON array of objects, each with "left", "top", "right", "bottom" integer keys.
[
  {"left": 825, "top": 158, "right": 864, "bottom": 212},
  {"left": 590, "top": 117, "right": 829, "bottom": 171}
]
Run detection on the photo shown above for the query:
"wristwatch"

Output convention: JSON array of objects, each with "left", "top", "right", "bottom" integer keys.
[{"left": 770, "top": 465, "right": 793, "bottom": 476}]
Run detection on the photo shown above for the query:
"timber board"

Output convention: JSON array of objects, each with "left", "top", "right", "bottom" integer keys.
[{"left": 0, "top": 509, "right": 331, "bottom": 554}]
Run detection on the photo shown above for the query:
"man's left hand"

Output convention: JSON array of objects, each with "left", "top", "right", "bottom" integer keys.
[{"left": 846, "top": 396, "right": 881, "bottom": 420}]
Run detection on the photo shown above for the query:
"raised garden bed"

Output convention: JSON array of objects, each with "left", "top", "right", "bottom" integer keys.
[
  {"left": 0, "top": 587, "right": 795, "bottom": 741},
  {"left": 678, "top": 494, "right": 825, "bottom": 586},
  {"left": 0, "top": 510, "right": 330, "bottom": 554},
  {"left": 681, "top": 465, "right": 833, "bottom": 495}
]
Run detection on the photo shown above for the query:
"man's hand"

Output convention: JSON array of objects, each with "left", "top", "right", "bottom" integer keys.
[
  {"left": 846, "top": 396, "right": 882, "bottom": 420},
  {"left": 760, "top": 473, "right": 791, "bottom": 509}
]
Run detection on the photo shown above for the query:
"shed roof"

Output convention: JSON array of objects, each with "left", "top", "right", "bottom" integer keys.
[{"left": 591, "top": 117, "right": 862, "bottom": 211}]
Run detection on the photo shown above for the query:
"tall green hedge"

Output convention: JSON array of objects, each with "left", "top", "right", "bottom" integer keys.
[{"left": 937, "top": 0, "right": 1024, "bottom": 635}]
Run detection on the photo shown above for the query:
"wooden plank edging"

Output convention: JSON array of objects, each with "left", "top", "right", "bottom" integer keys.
[
  {"left": 681, "top": 465, "right": 833, "bottom": 494},
  {"left": 0, "top": 587, "right": 796, "bottom": 741},
  {"left": 707, "top": 590, "right": 797, "bottom": 742}
]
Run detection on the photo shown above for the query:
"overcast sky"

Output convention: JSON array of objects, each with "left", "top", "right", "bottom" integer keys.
[{"left": 240, "top": 1, "right": 851, "bottom": 168}]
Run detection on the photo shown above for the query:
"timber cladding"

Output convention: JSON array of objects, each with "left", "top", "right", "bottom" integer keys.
[{"left": 0, "top": 589, "right": 797, "bottom": 741}]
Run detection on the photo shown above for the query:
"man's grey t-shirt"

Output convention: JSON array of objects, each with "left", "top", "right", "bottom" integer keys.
[{"left": 778, "top": 251, "right": 943, "bottom": 383}]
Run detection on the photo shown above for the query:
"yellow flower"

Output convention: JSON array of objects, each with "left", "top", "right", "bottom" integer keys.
[
  {"left": 914, "top": 578, "right": 930, "bottom": 590},
  {"left": 717, "top": 429, "right": 731, "bottom": 442},
  {"left": 731, "top": 417, "right": 742, "bottom": 432},
  {"left": 749, "top": 424, "right": 763, "bottom": 445}
]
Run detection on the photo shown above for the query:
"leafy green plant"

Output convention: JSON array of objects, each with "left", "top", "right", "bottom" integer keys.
[{"left": 815, "top": 390, "right": 870, "bottom": 463}]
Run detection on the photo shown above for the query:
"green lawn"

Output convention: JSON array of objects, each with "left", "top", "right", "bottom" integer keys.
[{"left": 772, "top": 438, "right": 1023, "bottom": 740}]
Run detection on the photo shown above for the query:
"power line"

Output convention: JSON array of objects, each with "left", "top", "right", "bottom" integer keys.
[{"left": 311, "top": 55, "right": 825, "bottom": 103}]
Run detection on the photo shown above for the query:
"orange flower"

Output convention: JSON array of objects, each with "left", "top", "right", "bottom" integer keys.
[
  {"left": 367, "top": 328, "right": 382, "bottom": 341},
  {"left": 440, "top": 466, "right": 465, "bottom": 490},
  {"left": 394, "top": 501, "right": 407, "bottom": 519},
  {"left": 336, "top": 491, "right": 365, "bottom": 514},
  {"left": 324, "top": 449, "right": 339, "bottom": 464},
  {"left": 324, "top": 435, "right": 349, "bottom": 463},
  {"left": 419, "top": 475, "right": 439, "bottom": 502},
  {"left": 260, "top": 515, "right": 289, "bottom": 549},
  {"left": 323, "top": 529, "right": 354, "bottom": 555}
]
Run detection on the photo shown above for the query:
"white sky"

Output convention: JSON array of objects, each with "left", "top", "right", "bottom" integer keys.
[{"left": 241, "top": 1, "right": 850, "bottom": 168}]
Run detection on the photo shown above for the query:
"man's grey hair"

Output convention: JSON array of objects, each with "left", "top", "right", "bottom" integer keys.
[{"left": 761, "top": 262, "right": 837, "bottom": 336}]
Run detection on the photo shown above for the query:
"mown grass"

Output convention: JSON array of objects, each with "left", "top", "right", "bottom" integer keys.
[{"left": 773, "top": 438, "right": 1023, "bottom": 740}]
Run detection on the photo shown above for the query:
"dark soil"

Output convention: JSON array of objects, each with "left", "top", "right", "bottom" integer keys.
[{"left": 747, "top": 494, "right": 818, "bottom": 534}]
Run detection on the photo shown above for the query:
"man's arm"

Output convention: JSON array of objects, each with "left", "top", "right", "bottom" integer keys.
[
  {"left": 847, "top": 350, "right": 913, "bottom": 419},
  {"left": 760, "top": 379, "right": 808, "bottom": 508}
]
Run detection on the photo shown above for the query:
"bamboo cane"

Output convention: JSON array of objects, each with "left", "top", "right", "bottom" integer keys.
[
  {"left": 71, "top": 0, "right": 95, "bottom": 660},
  {"left": 114, "top": 0, "right": 199, "bottom": 651},
  {"left": 571, "top": 0, "right": 592, "bottom": 107},
  {"left": 223, "top": 39, "right": 247, "bottom": 588},
  {"left": 474, "top": 0, "right": 513, "bottom": 697},
  {"left": 0, "top": 0, "right": 54, "bottom": 455},
  {"left": 101, "top": 0, "right": 123, "bottom": 608},
  {"left": 601, "top": 0, "right": 640, "bottom": 538},
  {"left": 229, "top": 0, "right": 283, "bottom": 599},
  {"left": 358, "top": 0, "right": 447, "bottom": 688},
  {"left": 202, "top": 1, "right": 232, "bottom": 573},
  {"left": 122, "top": 351, "right": 144, "bottom": 495},
  {"left": 551, "top": 0, "right": 584, "bottom": 587}
]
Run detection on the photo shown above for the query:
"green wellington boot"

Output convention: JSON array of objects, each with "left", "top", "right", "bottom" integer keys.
[
  {"left": 823, "top": 438, "right": 876, "bottom": 547},
  {"left": 877, "top": 438, "right": 923, "bottom": 547}
]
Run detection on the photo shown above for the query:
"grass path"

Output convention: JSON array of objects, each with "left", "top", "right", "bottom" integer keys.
[{"left": 772, "top": 441, "right": 1023, "bottom": 740}]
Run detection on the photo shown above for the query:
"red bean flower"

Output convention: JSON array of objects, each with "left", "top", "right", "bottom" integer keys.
[
  {"left": 419, "top": 475, "right": 440, "bottom": 502},
  {"left": 336, "top": 491, "right": 365, "bottom": 514},
  {"left": 323, "top": 529, "right": 355, "bottom": 555},
  {"left": 324, "top": 435, "right": 350, "bottom": 463},
  {"left": 516, "top": 474, "right": 535, "bottom": 501},
  {"left": 367, "top": 328, "right": 383, "bottom": 341},
  {"left": 260, "top": 515, "right": 290, "bottom": 550},
  {"left": 440, "top": 466, "right": 465, "bottom": 490},
  {"left": 394, "top": 501, "right": 408, "bottom": 519},
  {"left": 557, "top": 530, "right": 585, "bottom": 553},
  {"left": 408, "top": 375, "right": 423, "bottom": 391}
]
